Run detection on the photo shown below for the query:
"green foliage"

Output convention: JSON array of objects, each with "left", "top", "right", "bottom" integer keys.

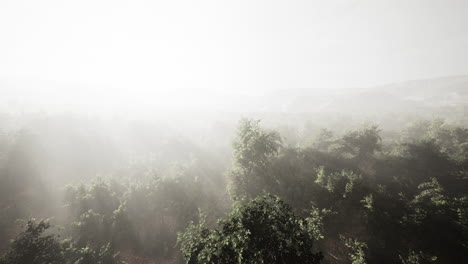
[
  {"left": 315, "top": 167, "right": 363, "bottom": 199},
  {"left": 232, "top": 119, "right": 282, "bottom": 171},
  {"left": 178, "top": 194, "right": 323, "bottom": 264},
  {"left": 361, "top": 194, "right": 374, "bottom": 211},
  {"left": 455, "top": 195, "right": 468, "bottom": 227},
  {"left": 399, "top": 250, "right": 437, "bottom": 264},
  {"left": 402, "top": 119, "right": 468, "bottom": 163},
  {"left": 305, "top": 206, "right": 334, "bottom": 241},
  {"left": 111, "top": 202, "right": 137, "bottom": 249},
  {"left": 312, "top": 128, "right": 335, "bottom": 151},
  {"left": 413, "top": 178, "right": 448, "bottom": 208},
  {"left": 2, "top": 116, "right": 468, "bottom": 264},
  {"left": 0, "top": 219, "right": 124, "bottom": 264},
  {"left": 403, "top": 178, "right": 449, "bottom": 225},
  {"left": 0, "top": 219, "right": 64, "bottom": 264},
  {"left": 62, "top": 242, "right": 124, "bottom": 264},
  {"left": 341, "top": 235, "right": 368, "bottom": 264},
  {"left": 65, "top": 179, "right": 121, "bottom": 248},
  {"left": 339, "top": 125, "right": 382, "bottom": 160},
  {"left": 63, "top": 166, "right": 226, "bottom": 260},
  {"left": 229, "top": 118, "right": 282, "bottom": 199}
]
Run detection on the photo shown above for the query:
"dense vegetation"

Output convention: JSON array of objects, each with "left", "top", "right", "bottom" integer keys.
[{"left": 0, "top": 113, "right": 467, "bottom": 263}]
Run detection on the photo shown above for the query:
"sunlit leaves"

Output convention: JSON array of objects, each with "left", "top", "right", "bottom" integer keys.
[
  {"left": 341, "top": 235, "right": 368, "bottom": 264},
  {"left": 178, "top": 194, "right": 322, "bottom": 264}
]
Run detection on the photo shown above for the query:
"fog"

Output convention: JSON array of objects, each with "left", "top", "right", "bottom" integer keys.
[
  {"left": 2, "top": 0, "right": 468, "bottom": 114},
  {"left": 1, "top": 1, "right": 468, "bottom": 264}
]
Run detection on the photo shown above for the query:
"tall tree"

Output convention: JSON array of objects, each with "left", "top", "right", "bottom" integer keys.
[{"left": 178, "top": 194, "right": 323, "bottom": 264}]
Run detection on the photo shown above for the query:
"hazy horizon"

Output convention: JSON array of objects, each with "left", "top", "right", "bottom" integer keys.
[{"left": 2, "top": 0, "right": 468, "bottom": 114}]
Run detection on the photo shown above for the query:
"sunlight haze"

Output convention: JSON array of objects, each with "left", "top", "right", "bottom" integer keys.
[{"left": 1, "top": 0, "right": 467, "bottom": 112}]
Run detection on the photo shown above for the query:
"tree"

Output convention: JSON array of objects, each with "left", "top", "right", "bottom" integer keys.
[
  {"left": 341, "top": 235, "right": 368, "bottom": 264},
  {"left": 0, "top": 219, "right": 63, "bottom": 264},
  {"left": 339, "top": 125, "right": 381, "bottom": 161},
  {"left": 229, "top": 119, "right": 282, "bottom": 198},
  {"left": 178, "top": 194, "right": 323, "bottom": 264},
  {"left": 312, "top": 128, "right": 335, "bottom": 152},
  {"left": 0, "top": 219, "right": 124, "bottom": 264}
]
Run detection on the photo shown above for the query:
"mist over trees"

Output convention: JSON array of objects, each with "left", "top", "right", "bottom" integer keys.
[
  {"left": 2, "top": 0, "right": 468, "bottom": 261},
  {"left": 0, "top": 77, "right": 468, "bottom": 264}
]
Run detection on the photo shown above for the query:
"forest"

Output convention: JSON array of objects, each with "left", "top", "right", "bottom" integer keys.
[
  {"left": 0, "top": 104, "right": 467, "bottom": 264},
  {"left": 2, "top": 0, "right": 468, "bottom": 263}
]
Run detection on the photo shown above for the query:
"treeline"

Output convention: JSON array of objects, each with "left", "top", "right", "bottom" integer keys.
[
  {"left": 223, "top": 118, "right": 468, "bottom": 263},
  {"left": 0, "top": 116, "right": 467, "bottom": 263}
]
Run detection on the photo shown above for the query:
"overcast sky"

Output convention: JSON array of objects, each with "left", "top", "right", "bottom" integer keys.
[{"left": 1, "top": 0, "right": 467, "bottom": 110}]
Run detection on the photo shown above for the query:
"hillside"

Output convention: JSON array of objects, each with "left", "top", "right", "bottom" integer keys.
[{"left": 264, "top": 75, "right": 468, "bottom": 114}]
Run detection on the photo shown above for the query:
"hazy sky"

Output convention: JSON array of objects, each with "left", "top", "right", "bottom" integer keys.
[{"left": 1, "top": 0, "right": 467, "bottom": 109}]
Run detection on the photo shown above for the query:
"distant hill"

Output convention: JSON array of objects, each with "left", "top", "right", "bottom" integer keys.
[
  {"left": 262, "top": 75, "right": 468, "bottom": 114},
  {"left": 1, "top": 75, "right": 467, "bottom": 117}
]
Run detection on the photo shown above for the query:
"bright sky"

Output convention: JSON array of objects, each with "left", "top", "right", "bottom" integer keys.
[{"left": 0, "top": 0, "right": 467, "bottom": 111}]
